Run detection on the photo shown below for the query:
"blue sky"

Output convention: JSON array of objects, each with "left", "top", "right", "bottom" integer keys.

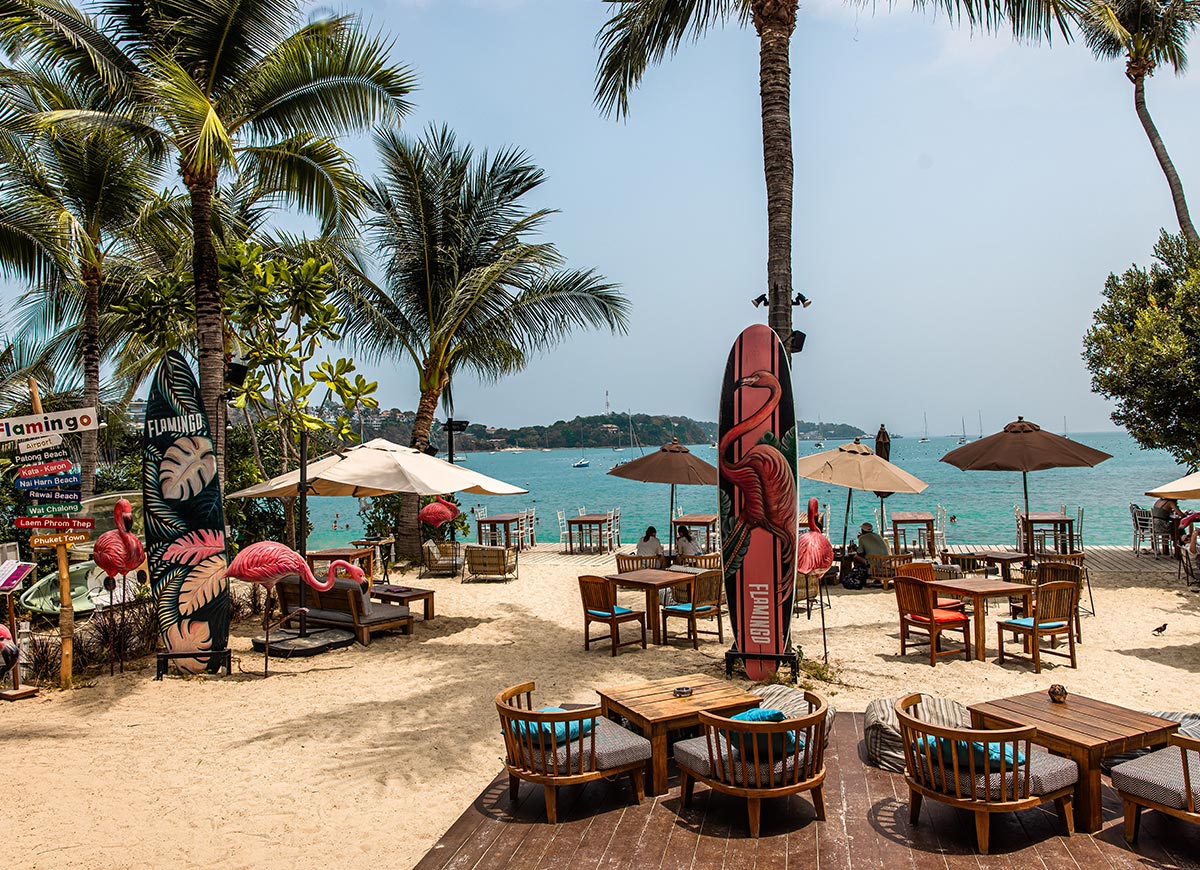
[{"left": 10, "top": 0, "right": 1199, "bottom": 437}]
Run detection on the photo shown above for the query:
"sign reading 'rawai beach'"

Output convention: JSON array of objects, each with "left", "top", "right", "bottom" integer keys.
[
  {"left": 0, "top": 406, "right": 96, "bottom": 443},
  {"left": 28, "top": 489, "right": 81, "bottom": 504}
]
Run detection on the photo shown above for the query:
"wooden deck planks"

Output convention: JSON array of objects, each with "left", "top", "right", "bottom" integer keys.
[{"left": 419, "top": 714, "right": 1200, "bottom": 870}]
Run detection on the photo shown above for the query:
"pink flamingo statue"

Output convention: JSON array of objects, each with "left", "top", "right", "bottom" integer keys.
[
  {"left": 92, "top": 498, "right": 146, "bottom": 674},
  {"left": 796, "top": 497, "right": 834, "bottom": 662},
  {"left": 418, "top": 495, "right": 458, "bottom": 528},
  {"left": 226, "top": 541, "right": 364, "bottom": 675}
]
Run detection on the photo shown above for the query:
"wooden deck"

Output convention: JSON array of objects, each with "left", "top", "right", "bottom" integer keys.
[{"left": 416, "top": 714, "right": 1200, "bottom": 870}]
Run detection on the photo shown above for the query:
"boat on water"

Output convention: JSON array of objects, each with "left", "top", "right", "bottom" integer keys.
[
  {"left": 957, "top": 416, "right": 967, "bottom": 445},
  {"left": 919, "top": 412, "right": 930, "bottom": 443},
  {"left": 572, "top": 457, "right": 590, "bottom": 468},
  {"left": 813, "top": 441, "right": 824, "bottom": 449}
]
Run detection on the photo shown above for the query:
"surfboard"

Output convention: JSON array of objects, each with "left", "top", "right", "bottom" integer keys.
[
  {"left": 718, "top": 324, "right": 799, "bottom": 680},
  {"left": 143, "top": 351, "right": 229, "bottom": 673}
]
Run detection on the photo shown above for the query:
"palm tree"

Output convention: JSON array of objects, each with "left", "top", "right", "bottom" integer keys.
[
  {"left": 595, "top": 0, "right": 1074, "bottom": 350},
  {"left": 0, "top": 63, "right": 159, "bottom": 498},
  {"left": 3, "top": 0, "right": 416, "bottom": 480},
  {"left": 339, "top": 125, "right": 629, "bottom": 552},
  {"left": 1077, "top": 0, "right": 1200, "bottom": 245}
]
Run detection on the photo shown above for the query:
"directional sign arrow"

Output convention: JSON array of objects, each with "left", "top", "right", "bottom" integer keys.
[
  {"left": 17, "top": 460, "right": 74, "bottom": 479},
  {"left": 15, "top": 517, "right": 95, "bottom": 530}
]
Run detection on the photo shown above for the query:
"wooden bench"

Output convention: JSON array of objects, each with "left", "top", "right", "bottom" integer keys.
[{"left": 276, "top": 575, "right": 413, "bottom": 645}]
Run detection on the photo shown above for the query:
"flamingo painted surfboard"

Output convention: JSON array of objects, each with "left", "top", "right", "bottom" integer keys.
[
  {"left": 719, "top": 324, "right": 798, "bottom": 680},
  {"left": 143, "top": 351, "right": 230, "bottom": 673}
]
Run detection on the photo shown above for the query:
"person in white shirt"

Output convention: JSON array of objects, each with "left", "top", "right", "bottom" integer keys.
[
  {"left": 676, "top": 526, "right": 702, "bottom": 557},
  {"left": 635, "top": 526, "right": 664, "bottom": 557}
]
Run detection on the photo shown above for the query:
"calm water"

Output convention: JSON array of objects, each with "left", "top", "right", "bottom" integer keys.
[{"left": 306, "top": 432, "right": 1185, "bottom": 550}]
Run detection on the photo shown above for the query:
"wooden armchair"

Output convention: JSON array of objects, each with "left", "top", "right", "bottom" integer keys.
[
  {"left": 896, "top": 562, "right": 964, "bottom": 611},
  {"left": 462, "top": 544, "right": 518, "bottom": 583},
  {"left": 673, "top": 690, "right": 828, "bottom": 837},
  {"left": 677, "top": 552, "right": 721, "bottom": 569},
  {"left": 615, "top": 552, "right": 665, "bottom": 572},
  {"left": 496, "top": 681, "right": 651, "bottom": 824},
  {"left": 578, "top": 575, "right": 646, "bottom": 656},
  {"left": 893, "top": 575, "right": 971, "bottom": 666},
  {"left": 896, "top": 693, "right": 1076, "bottom": 854},
  {"left": 997, "top": 580, "right": 1077, "bottom": 673},
  {"left": 661, "top": 568, "right": 724, "bottom": 648},
  {"left": 1112, "top": 731, "right": 1200, "bottom": 843},
  {"left": 868, "top": 552, "right": 914, "bottom": 589}
]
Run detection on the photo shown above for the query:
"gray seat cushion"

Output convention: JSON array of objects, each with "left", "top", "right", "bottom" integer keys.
[
  {"left": 530, "top": 717, "right": 651, "bottom": 774},
  {"left": 751, "top": 684, "right": 836, "bottom": 738},
  {"left": 1111, "top": 745, "right": 1200, "bottom": 811},
  {"left": 929, "top": 750, "right": 1078, "bottom": 800},
  {"left": 358, "top": 603, "right": 410, "bottom": 625},
  {"left": 673, "top": 734, "right": 810, "bottom": 788},
  {"left": 1102, "top": 712, "right": 1200, "bottom": 771},
  {"left": 302, "top": 607, "right": 352, "bottom": 625},
  {"left": 864, "top": 694, "right": 970, "bottom": 773}
]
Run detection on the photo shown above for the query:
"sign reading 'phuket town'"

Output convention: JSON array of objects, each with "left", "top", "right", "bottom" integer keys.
[
  {"left": 29, "top": 531, "right": 90, "bottom": 548},
  {"left": 0, "top": 407, "right": 96, "bottom": 443}
]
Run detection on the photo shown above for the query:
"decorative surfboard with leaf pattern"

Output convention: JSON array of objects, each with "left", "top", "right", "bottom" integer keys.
[{"left": 143, "top": 350, "right": 229, "bottom": 673}]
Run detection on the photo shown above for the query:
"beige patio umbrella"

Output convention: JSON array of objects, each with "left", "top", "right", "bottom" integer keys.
[
  {"left": 229, "top": 438, "right": 527, "bottom": 498},
  {"left": 795, "top": 437, "right": 928, "bottom": 548},
  {"left": 607, "top": 438, "right": 718, "bottom": 550},
  {"left": 1146, "top": 470, "right": 1200, "bottom": 500}
]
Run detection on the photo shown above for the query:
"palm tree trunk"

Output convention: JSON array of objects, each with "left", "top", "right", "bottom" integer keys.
[
  {"left": 1133, "top": 74, "right": 1200, "bottom": 247},
  {"left": 753, "top": 1, "right": 798, "bottom": 350},
  {"left": 79, "top": 264, "right": 101, "bottom": 500},
  {"left": 398, "top": 384, "right": 443, "bottom": 557},
  {"left": 410, "top": 387, "right": 442, "bottom": 452},
  {"left": 184, "top": 164, "right": 226, "bottom": 487}
]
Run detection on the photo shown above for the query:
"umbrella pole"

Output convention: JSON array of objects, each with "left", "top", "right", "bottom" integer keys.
[
  {"left": 669, "top": 484, "right": 676, "bottom": 552},
  {"left": 1023, "top": 470, "right": 1030, "bottom": 554},
  {"left": 842, "top": 489, "right": 853, "bottom": 550}
]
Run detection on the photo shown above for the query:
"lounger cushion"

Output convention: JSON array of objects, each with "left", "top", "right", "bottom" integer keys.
[
  {"left": 751, "top": 684, "right": 838, "bottom": 739},
  {"left": 1111, "top": 746, "right": 1200, "bottom": 811},
  {"left": 663, "top": 603, "right": 716, "bottom": 613},
  {"left": 1002, "top": 617, "right": 1068, "bottom": 629},
  {"left": 908, "top": 609, "right": 969, "bottom": 624},
  {"left": 514, "top": 707, "right": 594, "bottom": 745},
  {"left": 527, "top": 717, "right": 651, "bottom": 774},
  {"left": 724, "top": 708, "right": 797, "bottom": 756},
  {"left": 302, "top": 607, "right": 353, "bottom": 625},
  {"left": 931, "top": 749, "right": 1078, "bottom": 799},
  {"left": 1103, "top": 713, "right": 1200, "bottom": 770},
  {"left": 674, "top": 734, "right": 809, "bottom": 788},
  {"left": 913, "top": 736, "right": 1025, "bottom": 772},
  {"left": 587, "top": 606, "right": 632, "bottom": 617},
  {"left": 864, "top": 695, "right": 970, "bottom": 773}
]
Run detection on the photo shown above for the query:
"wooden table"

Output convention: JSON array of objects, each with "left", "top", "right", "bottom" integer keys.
[
  {"left": 969, "top": 692, "right": 1179, "bottom": 833},
  {"left": 369, "top": 584, "right": 435, "bottom": 620},
  {"left": 598, "top": 673, "right": 761, "bottom": 796},
  {"left": 477, "top": 513, "right": 522, "bottom": 549},
  {"left": 568, "top": 513, "right": 612, "bottom": 554},
  {"left": 671, "top": 514, "right": 719, "bottom": 552},
  {"left": 975, "top": 550, "right": 1032, "bottom": 581},
  {"left": 305, "top": 546, "right": 374, "bottom": 579},
  {"left": 604, "top": 568, "right": 688, "bottom": 644},
  {"left": 891, "top": 511, "right": 934, "bottom": 555},
  {"left": 1020, "top": 512, "right": 1075, "bottom": 554},
  {"left": 352, "top": 536, "right": 395, "bottom": 582},
  {"left": 930, "top": 577, "right": 1033, "bottom": 661}
]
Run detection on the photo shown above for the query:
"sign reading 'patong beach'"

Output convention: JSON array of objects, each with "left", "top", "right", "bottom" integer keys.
[{"left": 143, "top": 351, "right": 229, "bottom": 673}]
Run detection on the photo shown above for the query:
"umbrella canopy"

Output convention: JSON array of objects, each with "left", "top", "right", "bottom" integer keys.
[
  {"left": 1146, "top": 470, "right": 1200, "bottom": 500},
  {"left": 229, "top": 438, "right": 527, "bottom": 498},
  {"left": 607, "top": 438, "right": 718, "bottom": 549},
  {"left": 875, "top": 425, "right": 891, "bottom": 461},
  {"left": 940, "top": 416, "right": 1111, "bottom": 517},
  {"left": 795, "top": 438, "right": 928, "bottom": 548}
]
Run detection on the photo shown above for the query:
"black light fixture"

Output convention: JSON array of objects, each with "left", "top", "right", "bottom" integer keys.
[
  {"left": 751, "top": 293, "right": 768, "bottom": 308},
  {"left": 792, "top": 293, "right": 812, "bottom": 308},
  {"left": 423, "top": 444, "right": 438, "bottom": 457},
  {"left": 787, "top": 330, "right": 807, "bottom": 354}
]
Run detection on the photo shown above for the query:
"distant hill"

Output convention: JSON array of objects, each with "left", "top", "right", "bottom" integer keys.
[{"left": 795, "top": 420, "right": 867, "bottom": 441}]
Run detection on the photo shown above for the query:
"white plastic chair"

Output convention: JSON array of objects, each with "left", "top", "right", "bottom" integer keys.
[
  {"left": 1130, "top": 504, "right": 1156, "bottom": 556},
  {"left": 525, "top": 507, "right": 537, "bottom": 548},
  {"left": 612, "top": 507, "right": 621, "bottom": 547},
  {"left": 556, "top": 510, "right": 569, "bottom": 548},
  {"left": 514, "top": 512, "right": 527, "bottom": 551},
  {"left": 604, "top": 509, "right": 616, "bottom": 553}
]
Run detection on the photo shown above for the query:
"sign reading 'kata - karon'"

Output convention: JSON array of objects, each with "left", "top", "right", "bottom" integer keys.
[
  {"left": 14, "top": 517, "right": 95, "bottom": 531},
  {"left": 16, "top": 459, "right": 74, "bottom": 479},
  {"left": 29, "top": 531, "right": 90, "bottom": 548}
]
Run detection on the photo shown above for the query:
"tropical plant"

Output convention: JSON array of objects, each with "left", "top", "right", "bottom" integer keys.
[
  {"left": 2, "top": 0, "right": 416, "bottom": 482},
  {"left": 1083, "top": 230, "right": 1200, "bottom": 464},
  {"left": 1076, "top": 0, "right": 1200, "bottom": 245},
  {"left": 335, "top": 125, "right": 628, "bottom": 552},
  {"left": 595, "top": 0, "right": 1075, "bottom": 349}
]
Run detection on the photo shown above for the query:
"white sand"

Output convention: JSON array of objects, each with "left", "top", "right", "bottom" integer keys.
[{"left": 6, "top": 560, "right": 1199, "bottom": 869}]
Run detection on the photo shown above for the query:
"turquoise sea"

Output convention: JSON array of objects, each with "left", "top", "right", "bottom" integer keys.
[{"left": 305, "top": 431, "right": 1186, "bottom": 550}]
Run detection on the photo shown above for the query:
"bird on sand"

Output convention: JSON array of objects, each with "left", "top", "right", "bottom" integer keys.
[{"left": 1152, "top": 623, "right": 1168, "bottom": 636}]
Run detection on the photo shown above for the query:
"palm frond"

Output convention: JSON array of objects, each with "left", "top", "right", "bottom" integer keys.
[{"left": 239, "top": 134, "right": 365, "bottom": 234}]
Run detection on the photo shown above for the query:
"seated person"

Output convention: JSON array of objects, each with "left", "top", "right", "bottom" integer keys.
[
  {"left": 1153, "top": 497, "right": 1181, "bottom": 552},
  {"left": 636, "top": 526, "right": 664, "bottom": 558},
  {"left": 840, "top": 522, "right": 891, "bottom": 581},
  {"left": 675, "top": 526, "right": 702, "bottom": 557}
]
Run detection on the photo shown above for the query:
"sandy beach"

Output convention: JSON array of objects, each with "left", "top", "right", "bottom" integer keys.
[{"left": 5, "top": 554, "right": 1199, "bottom": 869}]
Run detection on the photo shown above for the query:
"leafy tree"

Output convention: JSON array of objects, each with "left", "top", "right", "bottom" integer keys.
[
  {"left": 1083, "top": 230, "right": 1200, "bottom": 465},
  {"left": 1077, "top": 0, "right": 1200, "bottom": 245}
]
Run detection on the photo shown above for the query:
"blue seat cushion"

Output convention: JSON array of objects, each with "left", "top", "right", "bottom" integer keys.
[
  {"left": 1003, "top": 617, "right": 1068, "bottom": 629},
  {"left": 721, "top": 708, "right": 799, "bottom": 758},
  {"left": 663, "top": 603, "right": 716, "bottom": 613},
  {"left": 914, "top": 735, "right": 1026, "bottom": 773},
  {"left": 587, "top": 606, "right": 632, "bottom": 618},
  {"left": 513, "top": 707, "right": 595, "bottom": 745}
]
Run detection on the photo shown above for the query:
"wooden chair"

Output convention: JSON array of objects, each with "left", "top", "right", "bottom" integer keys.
[
  {"left": 578, "top": 575, "right": 646, "bottom": 656},
  {"left": 661, "top": 569, "right": 724, "bottom": 648},
  {"left": 896, "top": 562, "right": 964, "bottom": 611},
  {"left": 461, "top": 544, "right": 518, "bottom": 583},
  {"left": 896, "top": 693, "right": 1076, "bottom": 854},
  {"left": 1051, "top": 551, "right": 1095, "bottom": 617},
  {"left": 997, "top": 580, "right": 1077, "bottom": 673},
  {"left": 893, "top": 575, "right": 971, "bottom": 667},
  {"left": 496, "top": 681, "right": 650, "bottom": 824},
  {"left": 939, "top": 551, "right": 997, "bottom": 577},
  {"left": 276, "top": 576, "right": 412, "bottom": 645},
  {"left": 615, "top": 552, "right": 665, "bottom": 572},
  {"left": 1112, "top": 731, "right": 1200, "bottom": 843},
  {"left": 868, "top": 552, "right": 914, "bottom": 589},
  {"left": 1035, "top": 561, "right": 1084, "bottom": 641},
  {"left": 677, "top": 552, "right": 721, "bottom": 569},
  {"left": 673, "top": 691, "right": 829, "bottom": 838}
]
